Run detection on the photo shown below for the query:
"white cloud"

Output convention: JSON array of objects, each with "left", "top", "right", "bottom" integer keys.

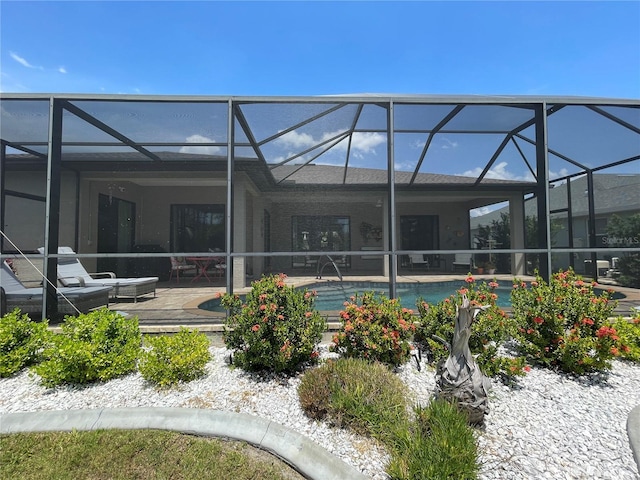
[
  {"left": 470, "top": 206, "right": 493, "bottom": 217},
  {"left": 460, "top": 161, "right": 535, "bottom": 182},
  {"left": 348, "top": 132, "right": 385, "bottom": 154},
  {"left": 58, "top": 67, "right": 67, "bottom": 74},
  {"left": 275, "top": 129, "right": 385, "bottom": 160},
  {"left": 548, "top": 167, "right": 569, "bottom": 181},
  {"left": 10, "top": 52, "right": 43, "bottom": 70},
  {"left": 440, "top": 138, "right": 458, "bottom": 149},
  {"left": 276, "top": 130, "right": 315, "bottom": 149},
  {"left": 179, "top": 134, "right": 221, "bottom": 155}
]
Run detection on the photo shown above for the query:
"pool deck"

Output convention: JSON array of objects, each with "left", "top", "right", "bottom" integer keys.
[{"left": 74, "top": 273, "right": 640, "bottom": 333}]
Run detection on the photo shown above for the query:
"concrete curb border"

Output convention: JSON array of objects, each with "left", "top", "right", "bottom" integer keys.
[
  {"left": 628, "top": 405, "right": 640, "bottom": 474},
  {"left": 0, "top": 408, "right": 368, "bottom": 480}
]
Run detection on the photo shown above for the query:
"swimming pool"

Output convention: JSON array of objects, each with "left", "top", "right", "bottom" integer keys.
[{"left": 199, "top": 280, "right": 516, "bottom": 312}]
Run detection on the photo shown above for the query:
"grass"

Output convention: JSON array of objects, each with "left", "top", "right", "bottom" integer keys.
[
  {"left": 0, "top": 429, "right": 304, "bottom": 480},
  {"left": 298, "top": 357, "right": 411, "bottom": 441},
  {"left": 386, "top": 400, "right": 478, "bottom": 480},
  {"left": 298, "top": 357, "right": 479, "bottom": 480}
]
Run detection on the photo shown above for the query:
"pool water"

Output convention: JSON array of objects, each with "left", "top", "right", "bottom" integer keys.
[{"left": 200, "top": 280, "right": 515, "bottom": 312}]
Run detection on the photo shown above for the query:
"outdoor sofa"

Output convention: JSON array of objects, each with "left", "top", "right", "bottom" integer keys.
[
  {"left": 38, "top": 247, "right": 158, "bottom": 303},
  {"left": 1, "top": 261, "right": 111, "bottom": 316}
]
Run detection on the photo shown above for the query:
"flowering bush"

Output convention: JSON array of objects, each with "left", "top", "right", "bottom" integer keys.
[
  {"left": 606, "top": 313, "right": 640, "bottom": 363},
  {"left": 220, "top": 274, "right": 326, "bottom": 373},
  {"left": 331, "top": 291, "right": 416, "bottom": 367},
  {"left": 510, "top": 269, "right": 619, "bottom": 374},
  {"left": 415, "top": 275, "right": 528, "bottom": 378}
]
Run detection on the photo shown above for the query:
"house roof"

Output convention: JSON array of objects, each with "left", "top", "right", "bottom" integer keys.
[
  {"left": 4, "top": 151, "right": 536, "bottom": 194},
  {"left": 2, "top": 94, "right": 637, "bottom": 194},
  {"left": 470, "top": 173, "right": 640, "bottom": 228}
]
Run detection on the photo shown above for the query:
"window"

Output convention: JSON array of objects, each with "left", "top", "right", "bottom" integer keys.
[
  {"left": 400, "top": 215, "right": 439, "bottom": 251},
  {"left": 170, "top": 205, "right": 225, "bottom": 253},
  {"left": 292, "top": 216, "right": 350, "bottom": 268}
]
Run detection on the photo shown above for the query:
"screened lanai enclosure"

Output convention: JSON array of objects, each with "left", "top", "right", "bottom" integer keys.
[{"left": 1, "top": 94, "right": 638, "bottom": 319}]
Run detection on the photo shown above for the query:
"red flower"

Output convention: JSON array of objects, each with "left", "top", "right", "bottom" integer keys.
[
  {"left": 524, "top": 366, "right": 531, "bottom": 372},
  {"left": 596, "top": 326, "right": 617, "bottom": 338},
  {"left": 251, "top": 324, "right": 260, "bottom": 332},
  {"left": 533, "top": 316, "right": 544, "bottom": 325}
]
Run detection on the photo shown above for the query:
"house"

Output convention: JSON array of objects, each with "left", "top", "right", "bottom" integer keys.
[
  {"left": 470, "top": 174, "right": 640, "bottom": 274},
  {"left": 1, "top": 93, "right": 638, "bottom": 317}
]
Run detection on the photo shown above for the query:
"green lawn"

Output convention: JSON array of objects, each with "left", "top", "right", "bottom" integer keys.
[{"left": 0, "top": 429, "right": 304, "bottom": 480}]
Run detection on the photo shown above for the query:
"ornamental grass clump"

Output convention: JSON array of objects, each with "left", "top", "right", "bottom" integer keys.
[
  {"left": 386, "top": 399, "right": 479, "bottom": 480},
  {"left": 298, "top": 359, "right": 479, "bottom": 479},
  {"left": 0, "top": 308, "right": 51, "bottom": 378},
  {"left": 415, "top": 275, "right": 528, "bottom": 378},
  {"left": 298, "top": 357, "right": 410, "bottom": 441},
  {"left": 331, "top": 291, "right": 416, "bottom": 367},
  {"left": 139, "top": 328, "right": 211, "bottom": 387},
  {"left": 32, "top": 308, "right": 140, "bottom": 387},
  {"left": 511, "top": 268, "right": 620, "bottom": 374},
  {"left": 220, "top": 273, "right": 326, "bottom": 373}
]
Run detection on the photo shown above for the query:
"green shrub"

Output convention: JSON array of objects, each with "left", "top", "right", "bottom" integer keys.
[
  {"left": 298, "top": 357, "right": 410, "bottom": 440},
  {"left": 511, "top": 269, "right": 619, "bottom": 374},
  {"left": 386, "top": 399, "right": 478, "bottom": 480},
  {"left": 609, "top": 313, "right": 640, "bottom": 363},
  {"left": 32, "top": 308, "right": 140, "bottom": 387},
  {"left": 0, "top": 309, "right": 50, "bottom": 378},
  {"left": 220, "top": 274, "right": 326, "bottom": 373},
  {"left": 415, "top": 275, "right": 528, "bottom": 378},
  {"left": 298, "top": 359, "right": 479, "bottom": 479},
  {"left": 139, "top": 328, "right": 211, "bottom": 387},
  {"left": 331, "top": 291, "right": 416, "bottom": 367}
]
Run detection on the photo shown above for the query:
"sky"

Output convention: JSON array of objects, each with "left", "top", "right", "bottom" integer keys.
[{"left": 1, "top": 1, "right": 639, "bottom": 98}]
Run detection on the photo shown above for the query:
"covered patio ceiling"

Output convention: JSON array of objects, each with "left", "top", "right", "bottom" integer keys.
[{"left": 1, "top": 94, "right": 638, "bottom": 190}]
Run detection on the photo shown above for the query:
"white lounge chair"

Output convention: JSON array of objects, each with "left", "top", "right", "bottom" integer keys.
[
  {"left": 1, "top": 261, "right": 111, "bottom": 316},
  {"left": 409, "top": 254, "right": 429, "bottom": 270},
  {"left": 452, "top": 253, "right": 474, "bottom": 272},
  {"left": 39, "top": 247, "right": 158, "bottom": 303}
]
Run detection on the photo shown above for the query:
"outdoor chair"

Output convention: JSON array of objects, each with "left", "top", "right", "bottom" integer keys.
[
  {"left": 170, "top": 256, "right": 197, "bottom": 283},
  {"left": 452, "top": 253, "right": 474, "bottom": 272},
  {"left": 38, "top": 247, "right": 158, "bottom": 302},
  {"left": 1, "top": 261, "right": 111, "bottom": 316},
  {"left": 409, "top": 254, "right": 429, "bottom": 270}
]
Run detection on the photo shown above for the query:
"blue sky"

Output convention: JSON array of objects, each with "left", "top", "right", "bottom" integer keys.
[{"left": 1, "top": 1, "right": 639, "bottom": 98}]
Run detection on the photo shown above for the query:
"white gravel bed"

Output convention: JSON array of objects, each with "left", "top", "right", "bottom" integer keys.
[{"left": 1, "top": 346, "right": 639, "bottom": 480}]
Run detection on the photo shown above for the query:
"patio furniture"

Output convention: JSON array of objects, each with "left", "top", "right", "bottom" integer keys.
[
  {"left": 170, "top": 256, "right": 197, "bottom": 283},
  {"left": 186, "top": 256, "right": 226, "bottom": 282},
  {"left": 1, "top": 261, "right": 111, "bottom": 316},
  {"left": 452, "top": 253, "right": 474, "bottom": 272},
  {"left": 39, "top": 247, "right": 158, "bottom": 302},
  {"left": 409, "top": 254, "right": 429, "bottom": 270}
]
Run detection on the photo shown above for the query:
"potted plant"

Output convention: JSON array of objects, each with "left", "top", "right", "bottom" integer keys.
[
  {"left": 476, "top": 262, "right": 485, "bottom": 275},
  {"left": 485, "top": 261, "right": 496, "bottom": 275}
]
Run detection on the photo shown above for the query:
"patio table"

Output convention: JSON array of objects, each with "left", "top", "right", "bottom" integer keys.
[{"left": 186, "top": 257, "right": 213, "bottom": 283}]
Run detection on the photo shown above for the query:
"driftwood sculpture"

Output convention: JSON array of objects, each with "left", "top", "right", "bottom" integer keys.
[{"left": 435, "top": 294, "right": 491, "bottom": 425}]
